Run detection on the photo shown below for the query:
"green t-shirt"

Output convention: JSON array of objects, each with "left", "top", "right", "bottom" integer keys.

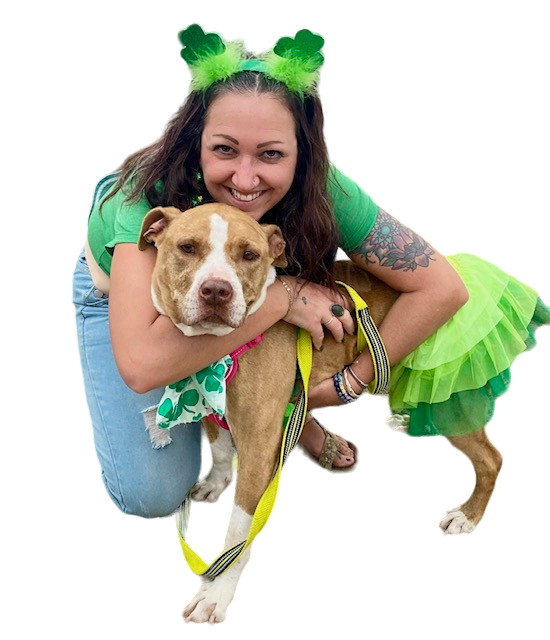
[
  {"left": 327, "top": 166, "right": 379, "bottom": 253},
  {"left": 86, "top": 166, "right": 379, "bottom": 275}
]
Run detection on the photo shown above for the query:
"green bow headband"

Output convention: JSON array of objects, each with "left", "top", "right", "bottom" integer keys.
[{"left": 178, "top": 24, "right": 325, "bottom": 98}]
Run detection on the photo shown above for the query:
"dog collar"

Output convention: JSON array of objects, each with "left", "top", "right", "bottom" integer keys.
[{"left": 206, "top": 334, "right": 266, "bottom": 430}]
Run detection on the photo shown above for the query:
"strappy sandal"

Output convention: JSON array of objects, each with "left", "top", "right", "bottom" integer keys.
[{"left": 302, "top": 412, "right": 358, "bottom": 472}]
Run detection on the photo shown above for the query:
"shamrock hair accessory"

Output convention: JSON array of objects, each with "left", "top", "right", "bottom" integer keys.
[
  {"left": 178, "top": 24, "right": 324, "bottom": 97},
  {"left": 263, "top": 29, "right": 324, "bottom": 95}
]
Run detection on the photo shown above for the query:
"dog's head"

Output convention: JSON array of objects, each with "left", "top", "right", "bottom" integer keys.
[{"left": 139, "top": 203, "right": 287, "bottom": 336}]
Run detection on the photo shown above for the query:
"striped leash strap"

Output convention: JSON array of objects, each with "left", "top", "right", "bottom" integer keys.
[
  {"left": 176, "top": 328, "right": 313, "bottom": 578},
  {"left": 336, "top": 281, "right": 390, "bottom": 395}
]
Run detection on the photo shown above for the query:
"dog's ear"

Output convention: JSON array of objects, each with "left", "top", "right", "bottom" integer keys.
[
  {"left": 138, "top": 206, "right": 183, "bottom": 250},
  {"left": 262, "top": 224, "right": 288, "bottom": 268}
]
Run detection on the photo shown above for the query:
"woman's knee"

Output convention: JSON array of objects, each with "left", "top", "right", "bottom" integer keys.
[
  {"left": 97, "top": 424, "right": 202, "bottom": 520},
  {"left": 103, "top": 476, "right": 193, "bottom": 519},
  {"left": 101, "top": 435, "right": 202, "bottom": 519}
]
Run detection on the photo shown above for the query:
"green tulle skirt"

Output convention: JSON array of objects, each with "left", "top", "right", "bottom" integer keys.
[{"left": 389, "top": 253, "right": 550, "bottom": 437}]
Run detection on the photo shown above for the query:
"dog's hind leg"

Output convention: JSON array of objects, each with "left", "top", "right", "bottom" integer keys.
[
  {"left": 192, "top": 420, "right": 235, "bottom": 503},
  {"left": 440, "top": 428, "right": 503, "bottom": 534}
]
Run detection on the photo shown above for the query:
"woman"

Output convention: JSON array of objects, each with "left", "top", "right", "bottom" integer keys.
[{"left": 73, "top": 25, "right": 547, "bottom": 517}]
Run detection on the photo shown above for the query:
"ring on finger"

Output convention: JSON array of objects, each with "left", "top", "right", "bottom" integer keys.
[
  {"left": 323, "top": 316, "right": 335, "bottom": 326},
  {"left": 331, "top": 304, "right": 345, "bottom": 317}
]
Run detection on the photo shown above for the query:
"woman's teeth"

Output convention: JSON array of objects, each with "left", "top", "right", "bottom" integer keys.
[{"left": 231, "top": 189, "right": 262, "bottom": 202}]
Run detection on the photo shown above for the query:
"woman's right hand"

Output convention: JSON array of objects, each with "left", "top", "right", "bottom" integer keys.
[{"left": 277, "top": 277, "right": 355, "bottom": 350}]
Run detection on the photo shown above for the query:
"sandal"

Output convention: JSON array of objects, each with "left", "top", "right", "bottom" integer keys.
[{"left": 301, "top": 412, "right": 358, "bottom": 472}]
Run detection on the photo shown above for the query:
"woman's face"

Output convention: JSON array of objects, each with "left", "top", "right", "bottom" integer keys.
[{"left": 200, "top": 92, "right": 298, "bottom": 221}]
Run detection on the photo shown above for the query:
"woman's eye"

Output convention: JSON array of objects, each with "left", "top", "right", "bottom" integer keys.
[
  {"left": 215, "top": 145, "right": 234, "bottom": 155},
  {"left": 263, "top": 150, "right": 282, "bottom": 160}
]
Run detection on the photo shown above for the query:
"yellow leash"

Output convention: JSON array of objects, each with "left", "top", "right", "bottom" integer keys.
[
  {"left": 176, "top": 284, "right": 390, "bottom": 577},
  {"left": 176, "top": 327, "right": 313, "bottom": 578},
  {"left": 337, "top": 281, "right": 390, "bottom": 394}
]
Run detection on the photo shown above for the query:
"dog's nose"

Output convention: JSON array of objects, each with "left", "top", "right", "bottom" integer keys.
[{"left": 200, "top": 279, "right": 233, "bottom": 305}]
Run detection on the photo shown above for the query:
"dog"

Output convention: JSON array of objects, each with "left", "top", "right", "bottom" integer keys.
[{"left": 139, "top": 203, "right": 505, "bottom": 623}]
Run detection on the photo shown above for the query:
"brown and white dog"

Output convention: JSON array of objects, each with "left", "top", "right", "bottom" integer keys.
[{"left": 139, "top": 203, "right": 503, "bottom": 624}]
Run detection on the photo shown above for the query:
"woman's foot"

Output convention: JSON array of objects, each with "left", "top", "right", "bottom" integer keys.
[{"left": 299, "top": 412, "right": 356, "bottom": 470}]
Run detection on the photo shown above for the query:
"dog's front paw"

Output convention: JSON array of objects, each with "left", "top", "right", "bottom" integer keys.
[
  {"left": 183, "top": 579, "right": 233, "bottom": 624},
  {"left": 439, "top": 509, "right": 476, "bottom": 535},
  {"left": 192, "top": 466, "right": 232, "bottom": 503}
]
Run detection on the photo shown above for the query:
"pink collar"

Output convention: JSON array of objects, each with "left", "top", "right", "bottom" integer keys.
[{"left": 207, "top": 333, "right": 265, "bottom": 430}]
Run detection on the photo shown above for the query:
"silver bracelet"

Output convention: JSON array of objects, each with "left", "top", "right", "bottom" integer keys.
[
  {"left": 342, "top": 367, "right": 362, "bottom": 400},
  {"left": 347, "top": 363, "right": 369, "bottom": 390}
]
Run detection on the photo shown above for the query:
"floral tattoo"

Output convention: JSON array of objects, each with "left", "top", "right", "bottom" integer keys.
[{"left": 356, "top": 209, "right": 435, "bottom": 271}]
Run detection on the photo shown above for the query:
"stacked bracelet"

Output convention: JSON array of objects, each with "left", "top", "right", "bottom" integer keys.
[
  {"left": 332, "top": 366, "right": 363, "bottom": 404},
  {"left": 333, "top": 371, "right": 355, "bottom": 404}
]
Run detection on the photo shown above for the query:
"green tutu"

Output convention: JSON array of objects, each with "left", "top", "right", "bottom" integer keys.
[{"left": 389, "top": 253, "right": 550, "bottom": 437}]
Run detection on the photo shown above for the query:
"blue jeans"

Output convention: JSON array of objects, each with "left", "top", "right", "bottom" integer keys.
[{"left": 72, "top": 252, "right": 202, "bottom": 518}]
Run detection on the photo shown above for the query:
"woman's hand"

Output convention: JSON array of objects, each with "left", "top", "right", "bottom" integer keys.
[{"left": 278, "top": 277, "right": 355, "bottom": 350}]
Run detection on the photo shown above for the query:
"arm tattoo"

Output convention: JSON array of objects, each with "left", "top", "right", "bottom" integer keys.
[{"left": 355, "top": 208, "right": 435, "bottom": 271}]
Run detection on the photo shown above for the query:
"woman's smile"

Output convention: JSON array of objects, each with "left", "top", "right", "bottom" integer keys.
[{"left": 229, "top": 187, "right": 263, "bottom": 203}]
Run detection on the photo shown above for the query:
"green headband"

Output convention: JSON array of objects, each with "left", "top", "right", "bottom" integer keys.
[{"left": 178, "top": 24, "right": 324, "bottom": 98}]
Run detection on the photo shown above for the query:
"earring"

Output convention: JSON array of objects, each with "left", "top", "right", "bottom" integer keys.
[{"left": 192, "top": 170, "right": 204, "bottom": 207}]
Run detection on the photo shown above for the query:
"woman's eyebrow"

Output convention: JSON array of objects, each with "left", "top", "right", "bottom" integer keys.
[
  {"left": 212, "top": 135, "right": 284, "bottom": 148},
  {"left": 213, "top": 134, "right": 239, "bottom": 145},
  {"left": 257, "top": 140, "right": 284, "bottom": 148}
]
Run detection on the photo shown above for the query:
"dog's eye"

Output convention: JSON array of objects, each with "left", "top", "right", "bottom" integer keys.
[
  {"left": 179, "top": 244, "right": 195, "bottom": 254},
  {"left": 243, "top": 251, "right": 258, "bottom": 261}
]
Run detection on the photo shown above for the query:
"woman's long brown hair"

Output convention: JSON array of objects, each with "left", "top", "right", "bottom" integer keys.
[{"left": 105, "top": 71, "right": 339, "bottom": 285}]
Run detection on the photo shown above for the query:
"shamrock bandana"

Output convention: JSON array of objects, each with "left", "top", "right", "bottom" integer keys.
[{"left": 156, "top": 355, "right": 233, "bottom": 429}]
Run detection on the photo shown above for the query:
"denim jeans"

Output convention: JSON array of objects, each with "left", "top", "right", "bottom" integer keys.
[{"left": 72, "top": 252, "right": 202, "bottom": 518}]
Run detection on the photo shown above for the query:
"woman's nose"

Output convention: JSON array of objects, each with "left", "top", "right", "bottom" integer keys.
[{"left": 231, "top": 159, "right": 260, "bottom": 192}]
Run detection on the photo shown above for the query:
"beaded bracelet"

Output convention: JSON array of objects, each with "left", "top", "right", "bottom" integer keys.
[
  {"left": 333, "top": 364, "right": 371, "bottom": 404},
  {"left": 332, "top": 369, "right": 361, "bottom": 404},
  {"left": 333, "top": 370, "right": 356, "bottom": 404}
]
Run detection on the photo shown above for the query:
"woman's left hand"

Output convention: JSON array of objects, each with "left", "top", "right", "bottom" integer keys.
[{"left": 281, "top": 278, "right": 355, "bottom": 350}]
